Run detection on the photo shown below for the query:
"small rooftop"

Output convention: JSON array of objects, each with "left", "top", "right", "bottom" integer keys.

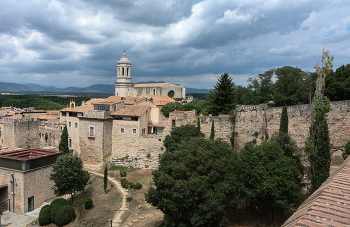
[
  {"left": 0, "top": 148, "right": 62, "bottom": 161},
  {"left": 110, "top": 105, "right": 149, "bottom": 117},
  {"left": 140, "top": 94, "right": 175, "bottom": 106}
]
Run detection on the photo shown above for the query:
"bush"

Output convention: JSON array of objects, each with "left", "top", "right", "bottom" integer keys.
[
  {"left": 50, "top": 198, "right": 68, "bottom": 223},
  {"left": 134, "top": 182, "right": 142, "bottom": 189},
  {"left": 54, "top": 205, "right": 76, "bottom": 227},
  {"left": 120, "top": 171, "right": 127, "bottom": 177},
  {"left": 38, "top": 204, "right": 51, "bottom": 226},
  {"left": 126, "top": 196, "right": 133, "bottom": 202},
  {"left": 84, "top": 197, "right": 93, "bottom": 209}
]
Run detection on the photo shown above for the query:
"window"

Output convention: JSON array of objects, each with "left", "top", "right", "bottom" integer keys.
[
  {"left": 28, "top": 196, "right": 34, "bottom": 212},
  {"left": 75, "top": 123, "right": 78, "bottom": 128},
  {"left": 121, "top": 128, "right": 125, "bottom": 133},
  {"left": 60, "top": 126, "right": 63, "bottom": 131},
  {"left": 142, "top": 129, "right": 145, "bottom": 134},
  {"left": 89, "top": 127, "right": 94, "bottom": 137},
  {"left": 69, "top": 122, "right": 71, "bottom": 127},
  {"left": 133, "top": 129, "right": 137, "bottom": 134},
  {"left": 69, "top": 138, "right": 72, "bottom": 148},
  {"left": 62, "top": 112, "right": 66, "bottom": 116},
  {"left": 172, "top": 120, "right": 176, "bottom": 128}
]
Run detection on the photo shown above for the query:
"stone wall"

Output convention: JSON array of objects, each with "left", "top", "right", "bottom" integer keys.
[{"left": 0, "top": 165, "right": 55, "bottom": 214}]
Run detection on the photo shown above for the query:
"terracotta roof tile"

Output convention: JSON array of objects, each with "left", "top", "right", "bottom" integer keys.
[
  {"left": 133, "top": 83, "right": 171, "bottom": 88},
  {"left": 110, "top": 105, "right": 149, "bottom": 117},
  {"left": 0, "top": 148, "right": 62, "bottom": 161},
  {"left": 90, "top": 96, "right": 124, "bottom": 105},
  {"left": 39, "top": 115, "right": 60, "bottom": 120},
  {"left": 140, "top": 94, "right": 175, "bottom": 106},
  {"left": 60, "top": 104, "right": 94, "bottom": 112},
  {"left": 282, "top": 157, "right": 350, "bottom": 227}
]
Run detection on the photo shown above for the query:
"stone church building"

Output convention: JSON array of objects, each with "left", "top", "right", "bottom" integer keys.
[{"left": 115, "top": 51, "right": 186, "bottom": 98}]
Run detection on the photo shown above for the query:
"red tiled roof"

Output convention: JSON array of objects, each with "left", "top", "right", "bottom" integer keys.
[
  {"left": 60, "top": 104, "right": 94, "bottom": 113},
  {"left": 282, "top": 157, "right": 350, "bottom": 227},
  {"left": 39, "top": 115, "right": 60, "bottom": 120},
  {"left": 0, "top": 148, "right": 62, "bottom": 161},
  {"left": 90, "top": 96, "right": 124, "bottom": 105},
  {"left": 140, "top": 94, "right": 175, "bottom": 106},
  {"left": 110, "top": 105, "right": 149, "bottom": 117}
]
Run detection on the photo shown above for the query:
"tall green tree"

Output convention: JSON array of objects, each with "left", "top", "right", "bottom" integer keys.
[
  {"left": 279, "top": 105, "right": 288, "bottom": 134},
  {"left": 238, "top": 141, "right": 302, "bottom": 222},
  {"left": 146, "top": 137, "right": 240, "bottom": 227},
  {"left": 59, "top": 125, "right": 69, "bottom": 154},
  {"left": 307, "top": 50, "right": 333, "bottom": 194},
  {"left": 210, "top": 121, "right": 215, "bottom": 139},
  {"left": 325, "top": 64, "right": 350, "bottom": 101},
  {"left": 196, "top": 117, "right": 201, "bottom": 135},
  {"left": 247, "top": 69, "right": 274, "bottom": 104},
  {"left": 207, "top": 73, "right": 235, "bottom": 115},
  {"left": 163, "top": 125, "right": 204, "bottom": 152},
  {"left": 161, "top": 102, "right": 183, "bottom": 118},
  {"left": 104, "top": 164, "right": 108, "bottom": 193},
  {"left": 50, "top": 153, "right": 90, "bottom": 202}
]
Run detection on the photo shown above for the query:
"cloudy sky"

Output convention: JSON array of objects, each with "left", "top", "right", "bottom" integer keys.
[{"left": 0, "top": 0, "right": 349, "bottom": 89}]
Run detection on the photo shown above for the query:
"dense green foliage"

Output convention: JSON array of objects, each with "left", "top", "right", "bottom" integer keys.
[
  {"left": 209, "top": 121, "right": 214, "bottom": 139},
  {"left": 206, "top": 73, "right": 235, "bottom": 115},
  {"left": 50, "top": 154, "right": 90, "bottom": 202},
  {"left": 342, "top": 140, "right": 350, "bottom": 159},
  {"left": 161, "top": 102, "right": 202, "bottom": 117},
  {"left": 84, "top": 197, "right": 93, "bottom": 209},
  {"left": 0, "top": 95, "right": 91, "bottom": 110},
  {"left": 50, "top": 198, "right": 68, "bottom": 224},
  {"left": 146, "top": 137, "right": 240, "bottom": 227},
  {"left": 54, "top": 205, "right": 76, "bottom": 227},
  {"left": 59, "top": 125, "right": 69, "bottom": 154},
  {"left": 163, "top": 125, "right": 204, "bottom": 152},
  {"left": 39, "top": 204, "right": 51, "bottom": 226},
  {"left": 104, "top": 164, "right": 108, "bottom": 193},
  {"left": 238, "top": 141, "right": 302, "bottom": 220},
  {"left": 325, "top": 64, "right": 350, "bottom": 100},
  {"left": 308, "top": 97, "right": 331, "bottom": 194},
  {"left": 279, "top": 106, "right": 288, "bottom": 133}
]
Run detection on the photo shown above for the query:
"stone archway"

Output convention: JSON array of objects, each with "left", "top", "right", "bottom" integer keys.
[{"left": 168, "top": 90, "right": 175, "bottom": 98}]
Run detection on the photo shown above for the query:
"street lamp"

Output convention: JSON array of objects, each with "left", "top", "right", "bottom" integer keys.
[{"left": 108, "top": 219, "right": 112, "bottom": 227}]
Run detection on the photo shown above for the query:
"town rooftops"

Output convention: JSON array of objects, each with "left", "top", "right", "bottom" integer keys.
[
  {"left": 39, "top": 115, "right": 60, "bottom": 120},
  {"left": 110, "top": 105, "right": 149, "bottom": 117},
  {"left": 133, "top": 83, "right": 171, "bottom": 88},
  {"left": 282, "top": 157, "right": 350, "bottom": 227},
  {"left": 60, "top": 104, "right": 94, "bottom": 113},
  {"left": 90, "top": 96, "right": 124, "bottom": 105},
  {"left": 140, "top": 94, "right": 175, "bottom": 106},
  {"left": 0, "top": 148, "right": 62, "bottom": 161}
]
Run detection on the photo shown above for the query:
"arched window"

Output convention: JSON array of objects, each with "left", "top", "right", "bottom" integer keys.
[
  {"left": 168, "top": 90, "right": 175, "bottom": 98},
  {"left": 153, "top": 89, "right": 156, "bottom": 95}
]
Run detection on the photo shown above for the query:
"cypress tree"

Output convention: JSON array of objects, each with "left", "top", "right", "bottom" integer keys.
[
  {"left": 59, "top": 125, "right": 69, "bottom": 154},
  {"left": 210, "top": 121, "right": 215, "bottom": 140},
  {"left": 104, "top": 164, "right": 108, "bottom": 193},
  {"left": 279, "top": 105, "right": 288, "bottom": 134},
  {"left": 197, "top": 117, "right": 201, "bottom": 134}
]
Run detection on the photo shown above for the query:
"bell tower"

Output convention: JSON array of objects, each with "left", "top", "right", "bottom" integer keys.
[{"left": 115, "top": 51, "right": 133, "bottom": 96}]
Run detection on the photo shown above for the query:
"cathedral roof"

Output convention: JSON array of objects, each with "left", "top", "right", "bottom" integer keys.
[
  {"left": 110, "top": 105, "right": 149, "bottom": 117},
  {"left": 133, "top": 83, "right": 171, "bottom": 88}
]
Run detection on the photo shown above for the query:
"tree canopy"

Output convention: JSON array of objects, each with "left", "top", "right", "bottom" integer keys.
[
  {"left": 163, "top": 124, "right": 204, "bottom": 152},
  {"left": 237, "top": 141, "right": 302, "bottom": 220},
  {"left": 146, "top": 137, "right": 240, "bottom": 227},
  {"left": 207, "top": 73, "right": 235, "bottom": 116},
  {"left": 59, "top": 125, "right": 69, "bottom": 154},
  {"left": 50, "top": 153, "right": 90, "bottom": 202}
]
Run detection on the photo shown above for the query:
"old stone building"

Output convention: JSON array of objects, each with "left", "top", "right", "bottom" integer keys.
[
  {"left": 115, "top": 52, "right": 186, "bottom": 98},
  {"left": 0, "top": 148, "right": 62, "bottom": 214}
]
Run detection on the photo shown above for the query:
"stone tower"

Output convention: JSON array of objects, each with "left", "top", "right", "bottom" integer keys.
[{"left": 115, "top": 51, "right": 133, "bottom": 97}]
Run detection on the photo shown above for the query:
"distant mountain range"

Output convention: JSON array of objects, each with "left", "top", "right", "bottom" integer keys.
[{"left": 0, "top": 82, "right": 211, "bottom": 94}]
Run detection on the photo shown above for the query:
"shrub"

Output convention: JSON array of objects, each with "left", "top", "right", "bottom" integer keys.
[
  {"left": 146, "top": 153, "right": 151, "bottom": 158},
  {"left": 134, "top": 182, "right": 142, "bottom": 189},
  {"left": 84, "top": 197, "right": 93, "bottom": 209},
  {"left": 120, "top": 171, "right": 127, "bottom": 177},
  {"left": 126, "top": 196, "right": 133, "bottom": 202},
  {"left": 50, "top": 198, "right": 68, "bottom": 223},
  {"left": 54, "top": 205, "right": 76, "bottom": 227},
  {"left": 38, "top": 204, "right": 51, "bottom": 226}
]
